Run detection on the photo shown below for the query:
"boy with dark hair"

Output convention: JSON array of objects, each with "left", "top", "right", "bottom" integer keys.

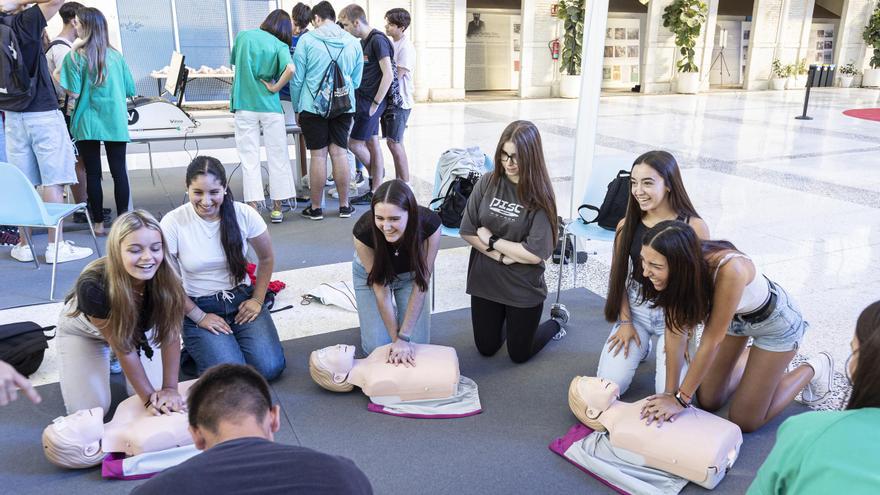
[
  {"left": 339, "top": 4, "right": 395, "bottom": 205},
  {"left": 383, "top": 8, "right": 414, "bottom": 186},
  {"left": 131, "top": 364, "right": 373, "bottom": 494}
]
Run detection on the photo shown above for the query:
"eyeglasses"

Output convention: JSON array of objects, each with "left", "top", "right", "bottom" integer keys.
[{"left": 499, "top": 151, "right": 518, "bottom": 164}]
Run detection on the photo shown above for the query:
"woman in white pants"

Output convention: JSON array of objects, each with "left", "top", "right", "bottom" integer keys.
[
  {"left": 230, "top": 10, "right": 296, "bottom": 223},
  {"left": 58, "top": 211, "right": 187, "bottom": 415}
]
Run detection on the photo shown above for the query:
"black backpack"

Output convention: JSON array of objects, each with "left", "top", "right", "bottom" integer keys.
[
  {"left": 0, "top": 322, "right": 55, "bottom": 377},
  {"left": 312, "top": 41, "right": 352, "bottom": 119},
  {"left": 0, "top": 22, "right": 38, "bottom": 112},
  {"left": 430, "top": 172, "right": 481, "bottom": 229},
  {"left": 578, "top": 170, "right": 631, "bottom": 231}
]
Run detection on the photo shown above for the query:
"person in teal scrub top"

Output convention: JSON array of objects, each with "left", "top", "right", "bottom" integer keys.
[{"left": 59, "top": 7, "right": 136, "bottom": 235}]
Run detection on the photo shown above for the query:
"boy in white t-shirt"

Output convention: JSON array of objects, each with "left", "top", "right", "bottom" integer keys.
[
  {"left": 382, "top": 8, "right": 415, "bottom": 186},
  {"left": 160, "top": 157, "right": 286, "bottom": 380}
]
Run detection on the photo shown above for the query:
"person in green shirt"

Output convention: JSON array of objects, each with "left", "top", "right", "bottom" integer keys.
[
  {"left": 58, "top": 7, "right": 135, "bottom": 236},
  {"left": 229, "top": 10, "right": 296, "bottom": 224},
  {"left": 749, "top": 300, "right": 880, "bottom": 495}
]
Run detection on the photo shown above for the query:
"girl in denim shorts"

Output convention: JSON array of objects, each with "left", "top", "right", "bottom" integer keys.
[{"left": 634, "top": 220, "right": 834, "bottom": 433}]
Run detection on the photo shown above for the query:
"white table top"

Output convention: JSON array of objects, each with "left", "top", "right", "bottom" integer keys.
[
  {"left": 130, "top": 117, "right": 299, "bottom": 143},
  {"left": 150, "top": 72, "right": 234, "bottom": 79}
]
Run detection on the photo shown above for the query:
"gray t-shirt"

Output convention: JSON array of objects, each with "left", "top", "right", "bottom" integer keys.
[{"left": 460, "top": 174, "right": 554, "bottom": 307}]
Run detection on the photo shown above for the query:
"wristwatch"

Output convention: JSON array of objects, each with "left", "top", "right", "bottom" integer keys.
[
  {"left": 487, "top": 235, "right": 499, "bottom": 252},
  {"left": 674, "top": 391, "right": 691, "bottom": 408},
  {"left": 397, "top": 333, "right": 412, "bottom": 343}
]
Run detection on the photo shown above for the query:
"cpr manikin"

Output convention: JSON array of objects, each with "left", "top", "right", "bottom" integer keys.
[
  {"left": 43, "top": 381, "right": 197, "bottom": 473},
  {"left": 566, "top": 376, "right": 742, "bottom": 490},
  {"left": 309, "top": 344, "right": 482, "bottom": 417}
]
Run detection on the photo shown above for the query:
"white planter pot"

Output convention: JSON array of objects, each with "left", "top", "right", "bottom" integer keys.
[
  {"left": 840, "top": 75, "right": 854, "bottom": 88},
  {"left": 559, "top": 75, "right": 582, "bottom": 98},
  {"left": 770, "top": 78, "right": 787, "bottom": 90},
  {"left": 676, "top": 72, "right": 700, "bottom": 94},
  {"left": 862, "top": 68, "right": 880, "bottom": 87},
  {"left": 785, "top": 76, "right": 796, "bottom": 89},
  {"left": 795, "top": 75, "right": 808, "bottom": 88}
]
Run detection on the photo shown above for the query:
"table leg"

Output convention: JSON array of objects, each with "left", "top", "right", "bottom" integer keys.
[{"left": 147, "top": 141, "right": 156, "bottom": 186}]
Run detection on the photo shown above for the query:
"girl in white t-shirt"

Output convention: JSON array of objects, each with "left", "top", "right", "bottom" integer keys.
[{"left": 160, "top": 156, "right": 285, "bottom": 379}]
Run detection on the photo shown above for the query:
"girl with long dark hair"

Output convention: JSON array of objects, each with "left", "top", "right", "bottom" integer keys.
[
  {"left": 352, "top": 179, "right": 441, "bottom": 364},
  {"left": 58, "top": 7, "right": 136, "bottom": 235},
  {"left": 637, "top": 221, "right": 833, "bottom": 432},
  {"left": 58, "top": 210, "right": 186, "bottom": 414},
  {"left": 598, "top": 151, "right": 709, "bottom": 394},
  {"left": 750, "top": 301, "right": 880, "bottom": 493},
  {"left": 460, "top": 120, "right": 564, "bottom": 364},
  {"left": 160, "top": 156, "right": 285, "bottom": 379}
]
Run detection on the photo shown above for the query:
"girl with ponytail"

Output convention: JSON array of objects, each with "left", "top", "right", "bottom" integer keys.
[{"left": 160, "top": 156, "right": 286, "bottom": 380}]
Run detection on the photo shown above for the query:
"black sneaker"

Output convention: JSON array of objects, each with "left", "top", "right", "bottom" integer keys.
[
  {"left": 339, "top": 204, "right": 355, "bottom": 218},
  {"left": 300, "top": 206, "right": 323, "bottom": 221},
  {"left": 350, "top": 191, "right": 373, "bottom": 205}
]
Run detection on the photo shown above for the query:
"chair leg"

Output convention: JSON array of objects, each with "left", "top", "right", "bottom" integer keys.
[
  {"left": 431, "top": 275, "right": 436, "bottom": 314},
  {"left": 571, "top": 234, "right": 579, "bottom": 289},
  {"left": 22, "top": 229, "right": 40, "bottom": 270},
  {"left": 50, "top": 220, "right": 62, "bottom": 301},
  {"left": 82, "top": 207, "right": 101, "bottom": 256}
]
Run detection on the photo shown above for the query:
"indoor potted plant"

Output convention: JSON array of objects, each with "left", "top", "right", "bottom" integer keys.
[
  {"left": 839, "top": 63, "right": 858, "bottom": 88},
  {"left": 770, "top": 58, "right": 788, "bottom": 90},
  {"left": 862, "top": 3, "right": 880, "bottom": 87},
  {"left": 556, "top": 0, "right": 586, "bottom": 98},
  {"left": 792, "top": 58, "right": 808, "bottom": 88},
  {"left": 662, "top": 0, "right": 709, "bottom": 94}
]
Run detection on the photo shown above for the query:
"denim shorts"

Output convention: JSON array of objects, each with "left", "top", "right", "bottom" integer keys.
[
  {"left": 4, "top": 110, "right": 76, "bottom": 187},
  {"left": 350, "top": 95, "right": 386, "bottom": 141},
  {"left": 727, "top": 282, "right": 807, "bottom": 352},
  {"left": 381, "top": 107, "right": 411, "bottom": 143}
]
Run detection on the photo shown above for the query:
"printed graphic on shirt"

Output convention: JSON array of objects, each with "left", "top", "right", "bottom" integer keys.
[{"left": 489, "top": 197, "right": 524, "bottom": 219}]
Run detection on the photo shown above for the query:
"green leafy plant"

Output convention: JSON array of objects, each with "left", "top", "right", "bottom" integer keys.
[
  {"left": 771, "top": 58, "right": 787, "bottom": 79},
  {"left": 839, "top": 63, "right": 859, "bottom": 76},
  {"left": 864, "top": 4, "right": 880, "bottom": 69},
  {"left": 556, "top": 0, "right": 586, "bottom": 75},
  {"left": 662, "top": 0, "right": 708, "bottom": 73},
  {"left": 795, "top": 58, "right": 808, "bottom": 76}
]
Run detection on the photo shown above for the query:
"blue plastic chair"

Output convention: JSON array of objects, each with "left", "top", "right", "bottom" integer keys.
[
  {"left": 0, "top": 162, "right": 101, "bottom": 300},
  {"left": 428, "top": 149, "right": 494, "bottom": 309},
  {"left": 557, "top": 153, "right": 638, "bottom": 291}
]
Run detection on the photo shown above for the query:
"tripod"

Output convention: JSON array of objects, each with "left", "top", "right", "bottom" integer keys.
[{"left": 709, "top": 47, "right": 732, "bottom": 87}]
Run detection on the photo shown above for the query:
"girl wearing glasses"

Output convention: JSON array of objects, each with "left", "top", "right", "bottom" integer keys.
[{"left": 460, "top": 120, "right": 566, "bottom": 363}]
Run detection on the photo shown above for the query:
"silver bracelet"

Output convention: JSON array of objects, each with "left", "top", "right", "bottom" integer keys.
[{"left": 187, "top": 306, "right": 207, "bottom": 324}]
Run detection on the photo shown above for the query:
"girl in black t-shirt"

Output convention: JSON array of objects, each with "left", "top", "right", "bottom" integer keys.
[
  {"left": 57, "top": 210, "right": 187, "bottom": 415},
  {"left": 352, "top": 179, "right": 441, "bottom": 364}
]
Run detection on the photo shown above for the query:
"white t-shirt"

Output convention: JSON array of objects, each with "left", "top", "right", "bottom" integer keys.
[
  {"left": 161, "top": 202, "right": 267, "bottom": 297},
  {"left": 392, "top": 35, "right": 415, "bottom": 109},
  {"left": 46, "top": 37, "right": 74, "bottom": 110}
]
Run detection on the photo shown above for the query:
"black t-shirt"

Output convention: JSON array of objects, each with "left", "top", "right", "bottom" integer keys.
[
  {"left": 353, "top": 205, "right": 441, "bottom": 275},
  {"left": 76, "top": 265, "right": 154, "bottom": 356},
  {"left": 130, "top": 437, "right": 373, "bottom": 495},
  {"left": 356, "top": 29, "right": 393, "bottom": 101},
  {"left": 0, "top": 6, "right": 59, "bottom": 112}
]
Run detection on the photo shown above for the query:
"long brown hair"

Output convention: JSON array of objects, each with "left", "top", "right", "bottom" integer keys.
[
  {"left": 261, "top": 9, "right": 293, "bottom": 45},
  {"left": 491, "top": 120, "right": 558, "bottom": 244},
  {"left": 74, "top": 7, "right": 113, "bottom": 86},
  {"left": 367, "top": 180, "right": 430, "bottom": 292},
  {"left": 604, "top": 151, "right": 701, "bottom": 322},
  {"left": 67, "top": 210, "right": 186, "bottom": 352},
  {"left": 848, "top": 300, "right": 880, "bottom": 409}
]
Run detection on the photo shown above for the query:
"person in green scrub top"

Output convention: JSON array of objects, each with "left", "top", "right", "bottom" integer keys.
[
  {"left": 59, "top": 7, "right": 136, "bottom": 236},
  {"left": 749, "top": 300, "right": 880, "bottom": 495},
  {"left": 229, "top": 9, "right": 296, "bottom": 224}
]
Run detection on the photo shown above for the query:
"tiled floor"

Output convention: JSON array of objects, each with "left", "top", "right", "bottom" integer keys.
[{"left": 3, "top": 87, "right": 878, "bottom": 387}]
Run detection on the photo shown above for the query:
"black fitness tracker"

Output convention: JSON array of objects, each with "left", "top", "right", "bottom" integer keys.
[
  {"left": 487, "top": 235, "right": 499, "bottom": 252},
  {"left": 397, "top": 333, "right": 412, "bottom": 343}
]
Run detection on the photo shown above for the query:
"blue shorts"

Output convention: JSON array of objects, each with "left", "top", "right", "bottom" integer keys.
[
  {"left": 350, "top": 95, "right": 386, "bottom": 141},
  {"left": 727, "top": 282, "right": 807, "bottom": 353},
  {"left": 4, "top": 109, "right": 77, "bottom": 187},
  {"left": 381, "top": 107, "right": 411, "bottom": 143}
]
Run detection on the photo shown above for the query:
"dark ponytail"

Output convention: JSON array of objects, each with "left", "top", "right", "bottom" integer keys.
[{"left": 185, "top": 156, "right": 247, "bottom": 285}]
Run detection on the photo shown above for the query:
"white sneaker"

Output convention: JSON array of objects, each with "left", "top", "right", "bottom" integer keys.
[
  {"left": 45, "top": 240, "right": 94, "bottom": 264},
  {"left": 328, "top": 182, "right": 360, "bottom": 199},
  {"left": 799, "top": 351, "right": 834, "bottom": 405},
  {"left": 301, "top": 175, "right": 310, "bottom": 190},
  {"left": 11, "top": 244, "right": 34, "bottom": 262}
]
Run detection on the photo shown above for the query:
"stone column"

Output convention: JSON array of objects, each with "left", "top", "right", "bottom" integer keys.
[
  {"left": 834, "top": 0, "right": 877, "bottom": 79},
  {"left": 519, "top": 0, "right": 560, "bottom": 98},
  {"left": 641, "top": 0, "right": 675, "bottom": 93},
  {"left": 743, "top": 0, "right": 816, "bottom": 89}
]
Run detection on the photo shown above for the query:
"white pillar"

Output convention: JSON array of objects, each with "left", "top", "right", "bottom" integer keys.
[
  {"left": 569, "top": 0, "right": 611, "bottom": 218},
  {"left": 834, "top": 0, "right": 877, "bottom": 78}
]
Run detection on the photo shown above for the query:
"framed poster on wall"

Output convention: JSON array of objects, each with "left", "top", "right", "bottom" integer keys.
[
  {"left": 809, "top": 23, "right": 835, "bottom": 64},
  {"left": 602, "top": 18, "right": 640, "bottom": 89}
]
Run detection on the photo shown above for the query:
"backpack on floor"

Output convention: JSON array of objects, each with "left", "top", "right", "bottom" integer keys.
[
  {"left": 430, "top": 171, "right": 481, "bottom": 229},
  {"left": 0, "top": 22, "right": 38, "bottom": 112},
  {"left": 312, "top": 40, "right": 352, "bottom": 119},
  {"left": 578, "top": 170, "right": 631, "bottom": 231},
  {"left": 0, "top": 322, "right": 55, "bottom": 377}
]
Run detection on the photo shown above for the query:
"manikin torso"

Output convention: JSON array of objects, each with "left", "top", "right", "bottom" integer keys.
[
  {"left": 318, "top": 344, "right": 460, "bottom": 403},
  {"left": 572, "top": 377, "right": 742, "bottom": 488},
  {"left": 102, "top": 380, "right": 195, "bottom": 456}
]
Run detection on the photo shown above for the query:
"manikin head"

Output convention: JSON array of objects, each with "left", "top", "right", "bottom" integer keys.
[
  {"left": 309, "top": 345, "right": 357, "bottom": 392},
  {"left": 568, "top": 376, "right": 621, "bottom": 432},
  {"left": 42, "top": 407, "right": 105, "bottom": 468}
]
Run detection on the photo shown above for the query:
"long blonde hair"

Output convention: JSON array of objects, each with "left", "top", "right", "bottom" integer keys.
[
  {"left": 67, "top": 210, "right": 185, "bottom": 353},
  {"left": 74, "top": 7, "right": 113, "bottom": 86}
]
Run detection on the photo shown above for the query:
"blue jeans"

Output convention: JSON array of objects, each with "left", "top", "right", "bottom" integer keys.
[
  {"left": 727, "top": 281, "right": 807, "bottom": 352},
  {"left": 183, "top": 285, "right": 286, "bottom": 380},
  {"left": 353, "top": 256, "right": 430, "bottom": 355}
]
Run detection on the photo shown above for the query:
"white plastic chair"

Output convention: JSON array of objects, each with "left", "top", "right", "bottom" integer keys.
[{"left": 0, "top": 162, "right": 101, "bottom": 300}]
